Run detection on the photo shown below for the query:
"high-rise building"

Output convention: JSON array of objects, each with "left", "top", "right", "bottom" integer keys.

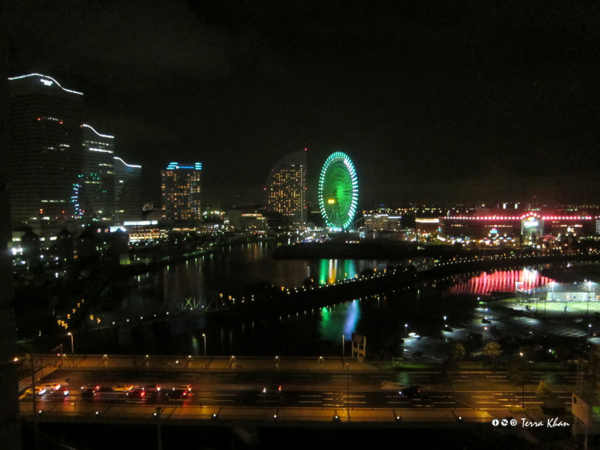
[
  {"left": 114, "top": 156, "right": 142, "bottom": 223},
  {"left": 266, "top": 150, "right": 307, "bottom": 227},
  {"left": 0, "top": 7, "right": 21, "bottom": 445},
  {"left": 82, "top": 124, "right": 115, "bottom": 222},
  {"left": 8, "top": 73, "right": 84, "bottom": 225},
  {"left": 161, "top": 162, "right": 202, "bottom": 220}
]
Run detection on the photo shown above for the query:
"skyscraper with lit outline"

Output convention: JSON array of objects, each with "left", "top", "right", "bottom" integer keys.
[{"left": 8, "top": 73, "right": 84, "bottom": 225}]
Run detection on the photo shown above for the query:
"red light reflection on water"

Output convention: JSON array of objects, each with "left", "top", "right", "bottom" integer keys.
[{"left": 445, "top": 269, "right": 553, "bottom": 296}]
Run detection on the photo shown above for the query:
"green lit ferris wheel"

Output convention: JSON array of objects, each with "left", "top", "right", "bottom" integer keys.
[{"left": 318, "top": 152, "right": 359, "bottom": 231}]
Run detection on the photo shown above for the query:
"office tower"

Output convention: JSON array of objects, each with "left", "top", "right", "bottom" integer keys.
[
  {"left": 266, "top": 150, "right": 307, "bottom": 227},
  {"left": 114, "top": 156, "right": 142, "bottom": 223},
  {"left": 8, "top": 73, "right": 84, "bottom": 225},
  {"left": 0, "top": 7, "right": 21, "bottom": 447},
  {"left": 82, "top": 124, "right": 115, "bottom": 222},
  {"left": 161, "top": 162, "right": 202, "bottom": 220}
]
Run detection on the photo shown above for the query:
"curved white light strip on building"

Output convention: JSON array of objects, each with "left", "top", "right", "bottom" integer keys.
[
  {"left": 82, "top": 124, "right": 114, "bottom": 139},
  {"left": 8, "top": 73, "right": 84, "bottom": 95},
  {"left": 114, "top": 156, "right": 141, "bottom": 168}
]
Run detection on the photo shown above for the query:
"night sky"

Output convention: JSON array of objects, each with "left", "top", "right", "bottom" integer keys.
[{"left": 7, "top": 1, "right": 600, "bottom": 207}]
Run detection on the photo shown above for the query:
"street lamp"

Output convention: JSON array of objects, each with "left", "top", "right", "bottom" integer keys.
[
  {"left": 202, "top": 333, "right": 207, "bottom": 356},
  {"left": 405, "top": 324, "right": 408, "bottom": 337},
  {"left": 587, "top": 281, "right": 592, "bottom": 316},
  {"left": 589, "top": 324, "right": 592, "bottom": 338},
  {"left": 67, "top": 332, "right": 74, "bottom": 354}
]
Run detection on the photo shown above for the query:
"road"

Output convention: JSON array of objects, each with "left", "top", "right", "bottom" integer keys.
[{"left": 22, "top": 367, "right": 575, "bottom": 411}]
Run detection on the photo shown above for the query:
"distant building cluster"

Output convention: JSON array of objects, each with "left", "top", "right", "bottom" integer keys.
[
  {"left": 360, "top": 203, "right": 600, "bottom": 248},
  {"left": 7, "top": 74, "right": 142, "bottom": 227}
]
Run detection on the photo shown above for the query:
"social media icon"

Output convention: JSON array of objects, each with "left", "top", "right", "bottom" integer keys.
[
  {"left": 492, "top": 419, "right": 499, "bottom": 426},
  {"left": 510, "top": 419, "right": 518, "bottom": 426},
  {"left": 501, "top": 419, "right": 508, "bottom": 426}
]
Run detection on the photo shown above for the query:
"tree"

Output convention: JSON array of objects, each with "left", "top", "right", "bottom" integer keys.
[
  {"left": 449, "top": 342, "right": 466, "bottom": 361},
  {"left": 483, "top": 342, "right": 503, "bottom": 370},
  {"left": 536, "top": 381, "right": 552, "bottom": 400},
  {"left": 441, "top": 342, "right": 466, "bottom": 382}
]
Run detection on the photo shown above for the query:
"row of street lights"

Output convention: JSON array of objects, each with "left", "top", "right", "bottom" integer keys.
[{"left": 63, "top": 332, "right": 208, "bottom": 356}]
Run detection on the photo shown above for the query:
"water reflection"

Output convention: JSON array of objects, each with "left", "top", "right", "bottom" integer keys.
[{"left": 319, "top": 301, "right": 361, "bottom": 342}]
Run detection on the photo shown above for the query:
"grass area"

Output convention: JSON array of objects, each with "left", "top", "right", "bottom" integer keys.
[{"left": 500, "top": 298, "right": 600, "bottom": 317}]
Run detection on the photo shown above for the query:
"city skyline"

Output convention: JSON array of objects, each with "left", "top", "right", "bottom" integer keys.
[{"left": 7, "top": 1, "right": 600, "bottom": 207}]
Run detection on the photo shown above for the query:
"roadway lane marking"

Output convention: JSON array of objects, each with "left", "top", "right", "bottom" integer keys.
[{"left": 476, "top": 401, "right": 500, "bottom": 404}]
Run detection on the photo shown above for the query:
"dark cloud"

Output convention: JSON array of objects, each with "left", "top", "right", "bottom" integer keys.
[{"left": 8, "top": 0, "right": 600, "bottom": 207}]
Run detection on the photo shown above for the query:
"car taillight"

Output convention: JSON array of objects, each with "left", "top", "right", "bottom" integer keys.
[{"left": 141, "top": 392, "right": 145, "bottom": 397}]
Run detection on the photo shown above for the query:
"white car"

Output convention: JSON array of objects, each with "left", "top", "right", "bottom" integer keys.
[{"left": 408, "top": 332, "right": 421, "bottom": 339}]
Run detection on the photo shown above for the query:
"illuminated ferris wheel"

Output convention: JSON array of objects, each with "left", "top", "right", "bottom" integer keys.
[{"left": 318, "top": 152, "right": 359, "bottom": 231}]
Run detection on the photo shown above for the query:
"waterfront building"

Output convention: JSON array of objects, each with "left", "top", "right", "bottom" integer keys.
[
  {"left": 82, "top": 124, "right": 115, "bottom": 222},
  {"left": 161, "top": 162, "right": 202, "bottom": 221},
  {"left": 265, "top": 150, "right": 307, "bottom": 228},
  {"left": 8, "top": 73, "right": 84, "bottom": 225},
  {"left": 114, "top": 156, "right": 142, "bottom": 223},
  {"left": 440, "top": 209, "right": 598, "bottom": 243}
]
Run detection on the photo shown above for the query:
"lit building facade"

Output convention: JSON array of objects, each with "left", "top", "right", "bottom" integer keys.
[
  {"left": 82, "top": 124, "right": 115, "bottom": 221},
  {"left": 265, "top": 150, "right": 306, "bottom": 227},
  {"left": 114, "top": 156, "right": 142, "bottom": 223},
  {"left": 8, "top": 73, "right": 84, "bottom": 225},
  {"left": 161, "top": 162, "right": 202, "bottom": 220},
  {"left": 441, "top": 210, "right": 597, "bottom": 242}
]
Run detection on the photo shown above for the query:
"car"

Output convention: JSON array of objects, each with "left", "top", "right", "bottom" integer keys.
[
  {"left": 481, "top": 318, "right": 492, "bottom": 324},
  {"left": 144, "top": 384, "right": 161, "bottom": 393},
  {"left": 81, "top": 388, "right": 97, "bottom": 398},
  {"left": 38, "top": 383, "right": 61, "bottom": 391},
  {"left": 112, "top": 385, "right": 133, "bottom": 392},
  {"left": 52, "top": 387, "right": 70, "bottom": 397},
  {"left": 443, "top": 325, "right": 454, "bottom": 332},
  {"left": 399, "top": 386, "right": 421, "bottom": 397},
  {"left": 408, "top": 332, "right": 421, "bottom": 339},
  {"left": 25, "top": 387, "right": 46, "bottom": 396},
  {"left": 261, "top": 385, "right": 282, "bottom": 395},
  {"left": 81, "top": 384, "right": 101, "bottom": 392},
  {"left": 177, "top": 384, "right": 192, "bottom": 392},
  {"left": 166, "top": 389, "right": 189, "bottom": 400},
  {"left": 127, "top": 389, "right": 146, "bottom": 399}
]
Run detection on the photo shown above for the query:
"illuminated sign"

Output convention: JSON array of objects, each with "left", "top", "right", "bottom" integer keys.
[
  {"left": 523, "top": 217, "right": 539, "bottom": 228},
  {"left": 490, "top": 228, "right": 498, "bottom": 234},
  {"left": 41, "top": 79, "right": 53, "bottom": 86}
]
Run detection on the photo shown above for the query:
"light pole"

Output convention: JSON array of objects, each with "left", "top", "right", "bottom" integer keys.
[
  {"left": 405, "top": 324, "right": 408, "bottom": 337},
  {"left": 202, "top": 333, "right": 207, "bottom": 356},
  {"left": 67, "top": 332, "right": 74, "bottom": 354},
  {"left": 482, "top": 327, "right": 487, "bottom": 346},
  {"left": 587, "top": 281, "right": 592, "bottom": 317},
  {"left": 342, "top": 334, "right": 345, "bottom": 366},
  {"left": 589, "top": 324, "right": 592, "bottom": 338}
]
